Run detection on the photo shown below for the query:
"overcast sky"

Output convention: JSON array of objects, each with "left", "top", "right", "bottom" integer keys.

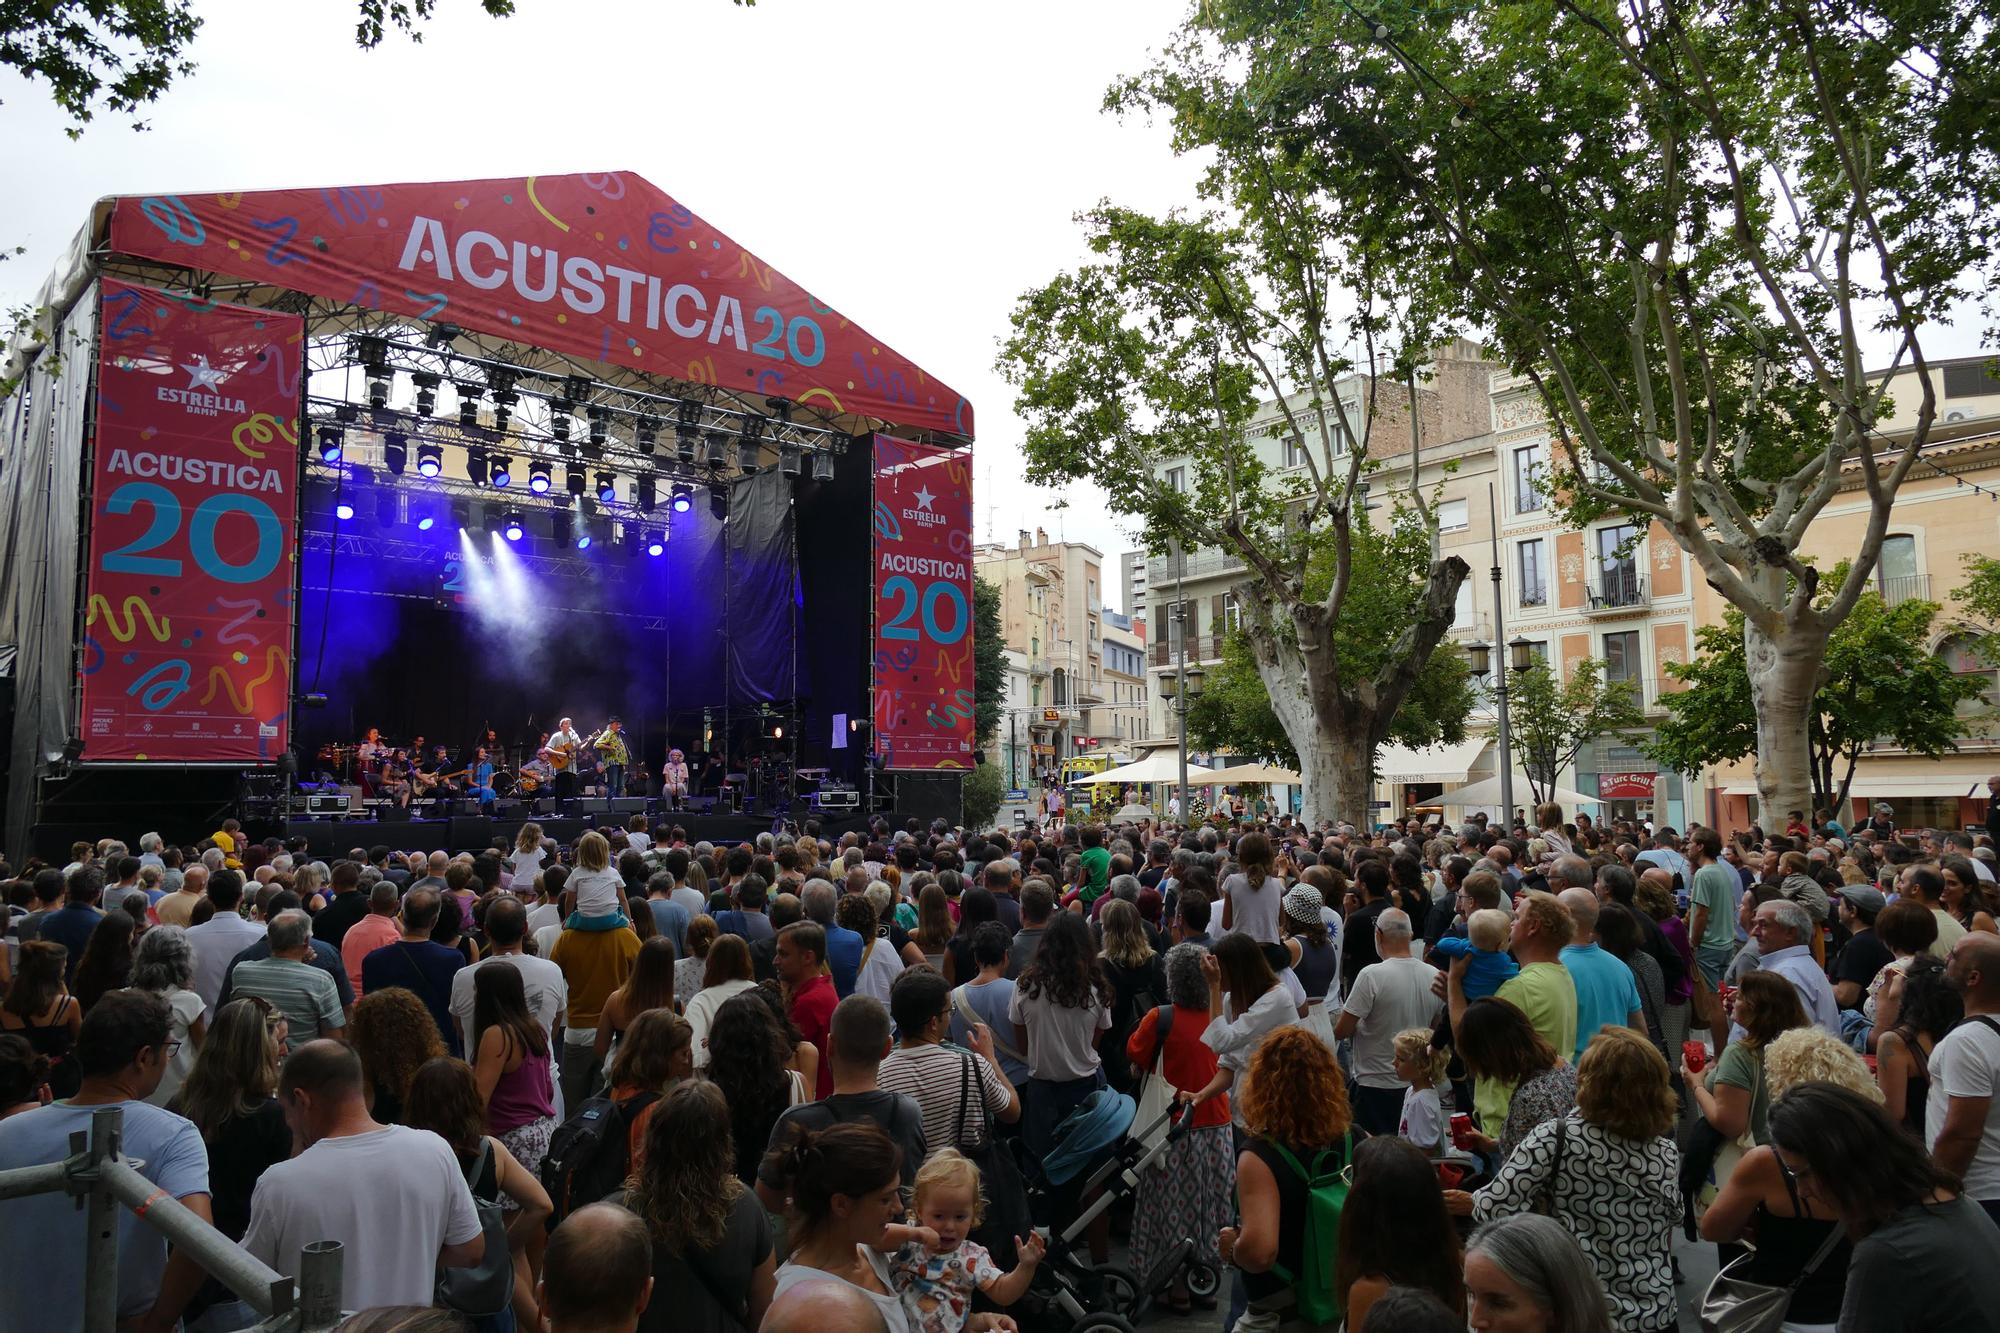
[{"left": 1, "top": 0, "right": 1189, "bottom": 595}]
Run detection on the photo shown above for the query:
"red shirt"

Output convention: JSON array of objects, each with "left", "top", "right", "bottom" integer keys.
[
  {"left": 790, "top": 973, "right": 838, "bottom": 1099},
  {"left": 1126, "top": 1003, "right": 1231, "bottom": 1130}
]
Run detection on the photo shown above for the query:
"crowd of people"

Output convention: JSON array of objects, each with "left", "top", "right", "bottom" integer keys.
[{"left": 3, "top": 789, "right": 2000, "bottom": 1332}]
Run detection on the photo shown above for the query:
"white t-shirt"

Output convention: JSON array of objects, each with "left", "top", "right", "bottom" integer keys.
[
  {"left": 510, "top": 845, "right": 548, "bottom": 885},
  {"left": 685, "top": 979, "right": 760, "bottom": 1068},
  {"left": 1927, "top": 1015, "right": 2000, "bottom": 1200},
  {"left": 1223, "top": 873, "right": 1285, "bottom": 945},
  {"left": 243, "top": 1125, "right": 481, "bottom": 1311},
  {"left": 1342, "top": 956, "right": 1443, "bottom": 1089},
  {"left": 448, "top": 952, "right": 569, "bottom": 1047},
  {"left": 1400, "top": 1085, "right": 1444, "bottom": 1153},
  {"left": 627, "top": 831, "right": 653, "bottom": 852},
  {"left": 671, "top": 885, "right": 707, "bottom": 918},
  {"left": 144, "top": 987, "right": 208, "bottom": 1107},
  {"left": 1203, "top": 984, "right": 1301, "bottom": 1127},
  {"left": 1008, "top": 986, "right": 1111, "bottom": 1081},
  {"left": 569, "top": 867, "right": 624, "bottom": 918},
  {"left": 853, "top": 933, "right": 906, "bottom": 1006}
]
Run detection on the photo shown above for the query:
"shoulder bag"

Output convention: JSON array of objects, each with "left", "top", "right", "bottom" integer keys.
[
  {"left": 1698, "top": 1221, "right": 1843, "bottom": 1332},
  {"left": 435, "top": 1138, "right": 515, "bottom": 1317},
  {"left": 1133, "top": 1004, "right": 1177, "bottom": 1163},
  {"left": 951, "top": 985, "right": 1025, "bottom": 1065},
  {"left": 952, "top": 1048, "right": 1033, "bottom": 1271},
  {"left": 1532, "top": 1114, "right": 1569, "bottom": 1217}
]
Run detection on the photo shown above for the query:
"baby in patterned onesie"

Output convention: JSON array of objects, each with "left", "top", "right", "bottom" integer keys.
[{"left": 883, "top": 1149, "right": 1045, "bottom": 1333}]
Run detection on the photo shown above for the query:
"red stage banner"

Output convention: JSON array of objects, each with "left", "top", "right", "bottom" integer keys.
[
  {"left": 871, "top": 435, "right": 974, "bottom": 770},
  {"left": 106, "top": 175, "right": 972, "bottom": 439},
  {"left": 79, "top": 280, "right": 301, "bottom": 763}
]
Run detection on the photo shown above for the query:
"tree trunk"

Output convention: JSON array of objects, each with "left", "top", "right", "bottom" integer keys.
[
  {"left": 1743, "top": 614, "right": 1829, "bottom": 827},
  {"left": 1299, "top": 724, "right": 1375, "bottom": 829}
]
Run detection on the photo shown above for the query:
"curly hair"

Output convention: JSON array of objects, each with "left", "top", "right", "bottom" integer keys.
[
  {"left": 1632, "top": 875, "right": 1678, "bottom": 922},
  {"left": 627, "top": 1080, "right": 744, "bottom": 1253},
  {"left": 403, "top": 1056, "right": 488, "bottom": 1159},
  {"left": 705, "top": 991, "right": 795, "bottom": 1170},
  {"left": 1018, "top": 910, "right": 1114, "bottom": 1011},
  {"left": 1240, "top": 1025, "right": 1351, "bottom": 1145},
  {"left": 913, "top": 1147, "right": 985, "bottom": 1226},
  {"left": 1765, "top": 1028, "right": 1884, "bottom": 1103},
  {"left": 348, "top": 987, "right": 446, "bottom": 1110},
  {"left": 1575, "top": 1028, "right": 1676, "bottom": 1141}
]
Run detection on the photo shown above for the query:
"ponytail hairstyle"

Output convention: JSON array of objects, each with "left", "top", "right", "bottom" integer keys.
[
  {"left": 1392, "top": 1028, "right": 1451, "bottom": 1089},
  {"left": 762, "top": 1121, "right": 903, "bottom": 1241}
]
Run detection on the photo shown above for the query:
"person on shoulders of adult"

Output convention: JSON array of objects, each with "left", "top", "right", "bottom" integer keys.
[{"left": 1445, "top": 891, "right": 1577, "bottom": 1064}]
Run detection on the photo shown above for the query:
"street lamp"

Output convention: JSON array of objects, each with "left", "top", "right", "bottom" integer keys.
[
  {"left": 1469, "top": 483, "right": 1534, "bottom": 829},
  {"left": 1159, "top": 655, "right": 1206, "bottom": 822}
]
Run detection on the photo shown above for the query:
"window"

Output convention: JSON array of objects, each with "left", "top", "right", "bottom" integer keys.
[
  {"left": 1438, "top": 498, "right": 1470, "bottom": 532},
  {"left": 1223, "top": 593, "right": 1242, "bottom": 632},
  {"left": 1879, "top": 534, "right": 1924, "bottom": 604},
  {"left": 1513, "top": 444, "right": 1545, "bottom": 513},
  {"left": 1283, "top": 436, "right": 1310, "bottom": 469},
  {"left": 1518, "top": 539, "right": 1548, "bottom": 607},
  {"left": 1089, "top": 617, "right": 1099, "bottom": 641},
  {"left": 1941, "top": 634, "right": 2000, "bottom": 719},
  {"left": 1595, "top": 523, "right": 1643, "bottom": 606},
  {"left": 1165, "top": 466, "right": 1186, "bottom": 493},
  {"left": 1602, "top": 630, "right": 1641, "bottom": 684},
  {"left": 1052, "top": 670, "right": 1067, "bottom": 706},
  {"left": 1030, "top": 683, "right": 1041, "bottom": 707}
]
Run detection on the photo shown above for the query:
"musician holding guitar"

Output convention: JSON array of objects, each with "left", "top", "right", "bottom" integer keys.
[{"left": 542, "top": 717, "right": 585, "bottom": 802}]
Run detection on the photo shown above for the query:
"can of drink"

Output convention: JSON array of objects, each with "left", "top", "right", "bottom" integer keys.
[
  {"left": 1682, "top": 1040, "right": 1707, "bottom": 1074},
  {"left": 1450, "top": 1112, "right": 1473, "bottom": 1149}
]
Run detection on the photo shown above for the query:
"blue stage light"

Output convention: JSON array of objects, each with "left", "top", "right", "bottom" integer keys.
[
  {"left": 671, "top": 485, "right": 693, "bottom": 514},
  {"left": 503, "top": 513, "right": 525, "bottom": 542},
  {"left": 489, "top": 454, "right": 513, "bottom": 489},
  {"left": 417, "top": 443, "right": 443, "bottom": 477},
  {"left": 529, "top": 461, "right": 552, "bottom": 494},
  {"left": 576, "top": 533, "right": 592, "bottom": 550},
  {"left": 645, "top": 530, "right": 664, "bottom": 557},
  {"left": 417, "top": 514, "right": 435, "bottom": 532},
  {"left": 318, "top": 426, "right": 344, "bottom": 463},
  {"left": 335, "top": 501, "right": 355, "bottom": 521}
]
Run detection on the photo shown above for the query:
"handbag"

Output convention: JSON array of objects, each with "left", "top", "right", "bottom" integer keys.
[
  {"left": 1533, "top": 1114, "right": 1568, "bottom": 1217},
  {"left": 1697, "top": 1223, "right": 1844, "bottom": 1333},
  {"left": 1133, "top": 1005, "right": 1177, "bottom": 1165},
  {"left": 435, "top": 1139, "right": 515, "bottom": 1317},
  {"left": 952, "top": 1049, "right": 1033, "bottom": 1270}
]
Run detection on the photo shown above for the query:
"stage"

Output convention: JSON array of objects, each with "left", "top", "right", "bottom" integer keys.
[{"left": 0, "top": 171, "right": 983, "bottom": 854}]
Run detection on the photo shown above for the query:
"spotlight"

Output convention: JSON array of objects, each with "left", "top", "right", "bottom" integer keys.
[
  {"left": 416, "top": 442, "right": 443, "bottom": 478},
  {"left": 779, "top": 443, "right": 802, "bottom": 477},
  {"left": 738, "top": 439, "right": 761, "bottom": 472},
  {"left": 465, "top": 445, "right": 488, "bottom": 487},
  {"left": 552, "top": 414, "right": 572, "bottom": 444},
  {"left": 383, "top": 430, "right": 408, "bottom": 475},
  {"left": 637, "top": 474, "right": 657, "bottom": 513},
  {"left": 670, "top": 484, "right": 693, "bottom": 514},
  {"left": 566, "top": 464, "right": 587, "bottom": 498},
  {"left": 552, "top": 511, "right": 572, "bottom": 548},
  {"left": 636, "top": 415, "right": 659, "bottom": 454},
  {"left": 487, "top": 367, "right": 519, "bottom": 397},
  {"left": 414, "top": 501, "right": 438, "bottom": 532},
  {"left": 425, "top": 322, "right": 462, "bottom": 347},
  {"left": 317, "top": 425, "right": 345, "bottom": 463},
  {"left": 528, "top": 460, "right": 553, "bottom": 495},
  {"left": 351, "top": 333, "right": 389, "bottom": 371},
  {"left": 705, "top": 432, "right": 728, "bottom": 468},
  {"left": 576, "top": 530, "right": 593, "bottom": 550},
  {"left": 411, "top": 371, "right": 441, "bottom": 418},
  {"left": 455, "top": 380, "right": 483, "bottom": 429},
  {"left": 334, "top": 499, "right": 355, "bottom": 521},
  {"left": 596, "top": 471, "right": 617, "bottom": 503},
  {"left": 587, "top": 405, "right": 610, "bottom": 448},
  {"left": 451, "top": 498, "right": 470, "bottom": 531},
  {"left": 367, "top": 370, "right": 393, "bottom": 411},
  {"left": 675, "top": 399, "right": 702, "bottom": 458},
  {"left": 488, "top": 454, "right": 513, "bottom": 489},
  {"left": 622, "top": 520, "right": 642, "bottom": 558},
  {"left": 502, "top": 512, "right": 525, "bottom": 542},
  {"left": 492, "top": 390, "right": 518, "bottom": 434},
  {"left": 811, "top": 450, "right": 835, "bottom": 482},
  {"left": 709, "top": 482, "right": 729, "bottom": 520},
  {"left": 645, "top": 529, "right": 665, "bottom": 557},
  {"left": 563, "top": 374, "right": 593, "bottom": 405},
  {"left": 375, "top": 491, "right": 397, "bottom": 527}
]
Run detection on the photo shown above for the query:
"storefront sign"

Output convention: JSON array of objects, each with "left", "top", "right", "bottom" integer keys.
[{"left": 1600, "top": 771, "right": 1657, "bottom": 799}]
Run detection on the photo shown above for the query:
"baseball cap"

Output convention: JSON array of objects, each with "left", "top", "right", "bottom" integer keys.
[{"left": 1836, "top": 884, "right": 1885, "bottom": 917}]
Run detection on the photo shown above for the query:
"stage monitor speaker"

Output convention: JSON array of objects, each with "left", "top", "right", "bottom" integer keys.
[
  {"left": 381, "top": 805, "right": 413, "bottom": 824},
  {"left": 449, "top": 815, "right": 493, "bottom": 850},
  {"left": 609, "top": 797, "right": 647, "bottom": 814},
  {"left": 575, "top": 798, "right": 611, "bottom": 815},
  {"left": 495, "top": 801, "right": 526, "bottom": 820}
]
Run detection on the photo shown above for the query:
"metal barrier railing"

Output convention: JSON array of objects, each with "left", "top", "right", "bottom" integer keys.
[{"left": 0, "top": 1105, "right": 343, "bottom": 1333}]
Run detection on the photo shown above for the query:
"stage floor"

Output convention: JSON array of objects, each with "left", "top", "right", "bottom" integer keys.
[{"left": 278, "top": 809, "right": 874, "bottom": 856}]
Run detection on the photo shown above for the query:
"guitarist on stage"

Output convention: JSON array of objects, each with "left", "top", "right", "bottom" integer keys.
[{"left": 543, "top": 717, "right": 585, "bottom": 803}]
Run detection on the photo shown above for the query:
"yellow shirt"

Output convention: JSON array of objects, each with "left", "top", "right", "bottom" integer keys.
[{"left": 1496, "top": 962, "right": 1578, "bottom": 1066}]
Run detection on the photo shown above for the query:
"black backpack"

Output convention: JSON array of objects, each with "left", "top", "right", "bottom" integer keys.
[{"left": 539, "top": 1090, "right": 658, "bottom": 1223}]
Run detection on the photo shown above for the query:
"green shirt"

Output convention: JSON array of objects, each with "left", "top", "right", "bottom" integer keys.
[
  {"left": 1078, "top": 846, "right": 1112, "bottom": 902},
  {"left": 1691, "top": 863, "right": 1741, "bottom": 951},
  {"left": 1709, "top": 1041, "right": 1770, "bottom": 1143},
  {"left": 1495, "top": 962, "right": 1577, "bottom": 1066}
]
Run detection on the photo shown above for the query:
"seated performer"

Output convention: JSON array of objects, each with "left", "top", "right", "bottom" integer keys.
[
  {"left": 356, "top": 726, "right": 388, "bottom": 767},
  {"left": 662, "top": 748, "right": 690, "bottom": 809},
  {"left": 467, "top": 746, "right": 498, "bottom": 812}
]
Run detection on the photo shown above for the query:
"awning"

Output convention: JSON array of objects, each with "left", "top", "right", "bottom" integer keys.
[
  {"left": 1204, "top": 763, "right": 1302, "bottom": 785},
  {"left": 1067, "top": 753, "right": 1218, "bottom": 786},
  {"left": 1378, "top": 739, "right": 1491, "bottom": 786},
  {"left": 1443, "top": 773, "right": 1602, "bottom": 808},
  {"left": 1719, "top": 776, "right": 1981, "bottom": 799}
]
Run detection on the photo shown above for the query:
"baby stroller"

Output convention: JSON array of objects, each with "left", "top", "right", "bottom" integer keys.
[{"left": 1013, "top": 1091, "right": 1222, "bottom": 1332}]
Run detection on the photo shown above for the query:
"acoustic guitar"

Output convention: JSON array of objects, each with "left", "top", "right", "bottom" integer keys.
[{"left": 543, "top": 735, "right": 581, "bottom": 772}]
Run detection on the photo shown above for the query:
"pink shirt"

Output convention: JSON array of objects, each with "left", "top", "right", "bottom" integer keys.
[{"left": 342, "top": 914, "right": 402, "bottom": 994}]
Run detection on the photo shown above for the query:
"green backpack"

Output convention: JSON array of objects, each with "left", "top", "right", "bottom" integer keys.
[{"left": 1265, "top": 1133, "right": 1353, "bottom": 1324}]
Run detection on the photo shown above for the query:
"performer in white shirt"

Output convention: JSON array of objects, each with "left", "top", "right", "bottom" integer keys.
[
  {"left": 662, "top": 748, "right": 690, "bottom": 809},
  {"left": 542, "top": 717, "right": 584, "bottom": 802}
]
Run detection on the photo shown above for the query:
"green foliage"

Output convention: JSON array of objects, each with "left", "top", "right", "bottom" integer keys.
[
  {"left": 961, "top": 761, "right": 1003, "bottom": 831},
  {"left": 3, "top": 0, "right": 520, "bottom": 136},
  {"left": 1651, "top": 584, "right": 1987, "bottom": 809},
  {"left": 1507, "top": 658, "right": 1646, "bottom": 803},
  {"left": 972, "top": 577, "right": 1005, "bottom": 751},
  {"left": 1955, "top": 554, "right": 2000, "bottom": 665}
]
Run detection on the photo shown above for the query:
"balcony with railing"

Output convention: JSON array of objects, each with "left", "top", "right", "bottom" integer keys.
[
  {"left": 1147, "top": 547, "right": 1248, "bottom": 586},
  {"left": 1879, "top": 573, "right": 1931, "bottom": 606},
  {"left": 1149, "top": 634, "right": 1228, "bottom": 667},
  {"left": 1585, "top": 566, "right": 1648, "bottom": 614}
]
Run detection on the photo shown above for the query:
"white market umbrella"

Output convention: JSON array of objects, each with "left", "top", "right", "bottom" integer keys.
[
  {"left": 1441, "top": 773, "right": 1602, "bottom": 808},
  {"left": 1068, "top": 753, "right": 1219, "bottom": 786},
  {"left": 1203, "top": 763, "right": 1303, "bottom": 785},
  {"left": 1113, "top": 803, "right": 1158, "bottom": 821}
]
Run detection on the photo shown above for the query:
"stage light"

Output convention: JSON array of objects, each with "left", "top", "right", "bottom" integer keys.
[
  {"left": 779, "top": 443, "right": 802, "bottom": 477},
  {"left": 528, "top": 461, "right": 552, "bottom": 495},
  {"left": 566, "top": 464, "right": 587, "bottom": 498},
  {"left": 456, "top": 385, "right": 483, "bottom": 430},
  {"left": 645, "top": 529, "right": 665, "bottom": 557},
  {"left": 705, "top": 432, "right": 728, "bottom": 468},
  {"left": 596, "top": 471, "right": 617, "bottom": 503},
  {"left": 636, "top": 415, "right": 660, "bottom": 454},
  {"left": 675, "top": 400, "right": 702, "bottom": 459},
  {"left": 637, "top": 474, "right": 657, "bottom": 513},
  {"left": 489, "top": 455, "right": 513, "bottom": 489},
  {"left": 709, "top": 482, "right": 729, "bottom": 520},
  {"left": 465, "top": 446, "right": 488, "bottom": 487},
  {"left": 671, "top": 484, "right": 693, "bottom": 514},
  {"left": 564, "top": 374, "right": 593, "bottom": 404},
  {"left": 317, "top": 425, "right": 345, "bottom": 463},
  {"left": 411, "top": 372, "right": 441, "bottom": 418},
  {"left": 738, "top": 438, "right": 762, "bottom": 472},
  {"left": 811, "top": 450, "right": 835, "bottom": 482},
  {"left": 576, "top": 531, "right": 593, "bottom": 550},
  {"left": 416, "top": 442, "right": 443, "bottom": 478},
  {"left": 587, "top": 406, "right": 610, "bottom": 448},
  {"left": 451, "top": 499, "right": 470, "bottom": 531},
  {"left": 552, "top": 511, "right": 572, "bottom": 548},
  {"left": 488, "top": 367, "right": 519, "bottom": 396},
  {"left": 367, "top": 370, "right": 393, "bottom": 411},
  {"left": 415, "top": 501, "right": 438, "bottom": 532},
  {"left": 335, "top": 500, "right": 355, "bottom": 521},
  {"left": 375, "top": 491, "right": 397, "bottom": 527},
  {"left": 622, "top": 520, "right": 642, "bottom": 558},
  {"left": 352, "top": 333, "right": 389, "bottom": 371},
  {"left": 425, "top": 322, "right": 462, "bottom": 347},
  {"left": 383, "top": 431, "right": 408, "bottom": 475},
  {"left": 552, "top": 414, "right": 572, "bottom": 444},
  {"left": 492, "top": 390, "right": 518, "bottom": 434},
  {"left": 503, "top": 512, "right": 525, "bottom": 542}
]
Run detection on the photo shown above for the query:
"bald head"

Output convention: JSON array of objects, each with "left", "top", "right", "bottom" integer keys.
[
  {"left": 1551, "top": 855, "right": 1595, "bottom": 890},
  {"left": 761, "top": 1279, "right": 890, "bottom": 1333},
  {"left": 1638, "top": 866, "right": 1675, "bottom": 895},
  {"left": 1557, "top": 887, "right": 1599, "bottom": 942},
  {"left": 539, "top": 1203, "right": 653, "bottom": 1332},
  {"left": 1948, "top": 931, "right": 2000, "bottom": 1004}
]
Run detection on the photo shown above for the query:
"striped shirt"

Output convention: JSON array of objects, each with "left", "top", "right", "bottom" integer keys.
[
  {"left": 879, "top": 1042, "right": 1013, "bottom": 1151},
  {"left": 229, "top": 956, "right": 345, "bottom": 1051}
]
